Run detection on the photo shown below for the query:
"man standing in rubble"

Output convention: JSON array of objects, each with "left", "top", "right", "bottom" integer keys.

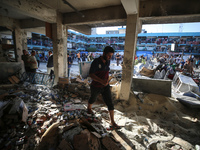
[
  {"left": 87, "top": 46, "right": 120, "bottom": 129},
  {"left": 28, "top": 50, "right": 38, "bottom": 73},
  {"left": 21, "top": 49, "right": 30, "bottom": 72},
  {"left": 47, "top": 51, "right": 53, "bottom": 74}
]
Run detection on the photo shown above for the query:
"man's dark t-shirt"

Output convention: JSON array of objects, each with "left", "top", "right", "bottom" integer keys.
[
  {"left": 89, "top": 57, "right": 110, "bottom": 87},
  {"left": 68, "top": 56, "right": 72, "bottom": 68}
]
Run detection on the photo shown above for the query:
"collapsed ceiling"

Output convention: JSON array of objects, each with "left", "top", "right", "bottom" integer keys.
[{"left": 0, "top": 0, "right": 200, "bottom": 34}]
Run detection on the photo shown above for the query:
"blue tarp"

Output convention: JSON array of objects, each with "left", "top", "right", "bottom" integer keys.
[{"left": 136, "top": 51, "right": 153, "bottom": 57}]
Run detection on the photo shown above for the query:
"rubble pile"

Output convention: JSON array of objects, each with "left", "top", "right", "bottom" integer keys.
[
  {"left": 0, "top": 76, "right": 200, "bottom": 150},
  {"left": 0, "top": 81, "right": 126, "bottom": 150}
]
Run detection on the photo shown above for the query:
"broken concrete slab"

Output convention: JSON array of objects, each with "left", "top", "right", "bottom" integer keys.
[
  {"left": 38, "top": 122, "right": 60, "bottom": 150},
  {"left": 57, "top": 139, "right": 73, "bottom": 150},
  {"left": 132, "top": 77, "right": 172, "bottom": 97},
  {"left": 73, "top": 129, "right": 100, "bottom": 150},
  {"left": 112, "top": 130, "right": 132, "bottom": 150},
  {"left": 101, "top": 136, "right": 121, "bottom": 150}
]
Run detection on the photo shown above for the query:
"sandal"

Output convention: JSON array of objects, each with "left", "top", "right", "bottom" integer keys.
[
  {"left": 87, "top": 109, "right": 95, "bottom": 115},
  {"left": 110, "top": 123, "right": 121, "bottom": 129}
]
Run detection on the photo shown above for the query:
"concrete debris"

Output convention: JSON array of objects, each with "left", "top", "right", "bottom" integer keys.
[
  {"left": 0, "top": 73, "right": 199, "bottom": 150},
  {"left": 101, "top": 136, "right": 121, "bottom": 150},
  {"left": 0, "top": 80, "right": 130, "bottom": 150}
]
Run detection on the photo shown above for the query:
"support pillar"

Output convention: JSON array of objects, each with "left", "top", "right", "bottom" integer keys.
[
  {"left": 52, "top": 12, "right": 67, "bottom": 84},
  {"left": 65, "top": 26, "right": 69, "bottom": 77},
  {"left": 120, "top": 14, "right": 138, "bottom": 100},
  {"left": 14, "top": 28, "right": 27, "bottom": 73}
]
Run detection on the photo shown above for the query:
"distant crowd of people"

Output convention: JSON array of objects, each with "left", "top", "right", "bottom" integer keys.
[
  {"left": 21, "top": 50, "right": 99, "bottom": 78},
  {"left": 135, "top": 54, "right": 200, "bottom": 77}
]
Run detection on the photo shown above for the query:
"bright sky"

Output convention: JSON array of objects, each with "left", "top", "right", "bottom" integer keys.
[
  {"left": 96, "top": 26, "right": 121, "bottom": 34},
  {"left": 96, "top": 22, "right": 200, "bottom": 34}
]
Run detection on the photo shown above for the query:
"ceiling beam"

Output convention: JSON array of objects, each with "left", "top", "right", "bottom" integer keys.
[
  {"left": 20, "top": 19, "right": 45, "bottom": 29},
  {"left": 139, "top": 0, "right": 200, "bottom": 17},
  {"left": 0, "top": 0, "right": 57, "bottom": 23},
  {"left": 25, "top": 27, "right": 46, "bottom": 35},
  {"left": 121, "top": 0, "right": 139, "bottom": 14},
  {"left": 68, "top": 25, "right": 91, "bottom": 35},
  {"left": 141, "top": 14, "right": 200, "bottom": 24},
  {"left": 0, "top": 15, "right": 19, "bottom": 31},
  {"left": 63, "top": 5, "right": 127, "bottom": 25}
]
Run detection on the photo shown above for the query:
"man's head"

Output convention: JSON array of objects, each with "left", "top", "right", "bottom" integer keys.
[
  {"left": 103, "top": 46, "right": 114, "bottom": 61},
  {"left": 23, "top": 50, "right": 27, "bottom": 55},
  {"left": 49, "top": 51, "right": 52, "bottom": 56},
  {"left": 31, "top": 50, "right": 36, "bottom": 56},
  {"left": 186, "top": 60, "right": 190, "bottom": 64}
]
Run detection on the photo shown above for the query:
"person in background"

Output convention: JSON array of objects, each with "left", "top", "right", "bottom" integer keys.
[
  {"left": 87, "top": 52, "right": 94, "bottom": 62},
  {"left": 165, "top": 55, "right": 170, "bottom": 64},
  {"left": 67, "top": 53, "right": 72, "bottom": 77},
  {"left": 28, "top": 50, "right": 38, "bottom": 73},
  {"left": 27, "top": 50, "right": 38, "bottom": 83},
  {"left": 188, "top": 55, "right": 194, "bottom": 67},
  {"left": 21, "top": 49, "right": 30, "bottom": 72},
  {"left": 87, "top": 52, "right": 91, "bottom": 61},
  {"left": 77, "top": 52, "right": 81, "bottom": 63},
  {"left": 159, "top": 55, "right": 165, "bottom": 64},
  {"left": 180, "top": 59, "right": 185, "bottom": 69},
  {"left": 195, "top": 58, "right": 200, "bottom": 69},
  {"left": 169, "top": 55, "right": 174, "bottom": 65},
  {"left": 134, "top": 56, "right": 139, "bottom": 65},
  {"left": 141, "top": 55, "right": 146, "bottom": 64},
  {"left": 176, "top": 55, "right": 181, "bottom": 65},
  {"left": 35, "top": 51, "right": 40, "bottom": 68},
  {"left": 82, "top": 53, "right": 86, "bottom": 62},
  {"left": 47, "top": 51, "right": 54, "bottom": 74},
  {"left": 87, "top": 46, "right": 120, "bottom": 129},
  {"left": 115, "top": 53, "right": 121, "bottom": 66},
  {"left": 183, "top": 60, "right": 194, "bottom": 75}
]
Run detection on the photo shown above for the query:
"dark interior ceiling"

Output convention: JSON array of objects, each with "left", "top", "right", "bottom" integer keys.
[
  {"left": 0, "top": 26, "right": 11, "bottom": 32},
  {"left": 0, "top": 0, "right": 200, "bottom": 34}
]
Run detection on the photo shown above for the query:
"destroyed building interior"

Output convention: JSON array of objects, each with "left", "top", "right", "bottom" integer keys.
[{"left": 0, "top": 0, "right": 200, "bottom": 150}]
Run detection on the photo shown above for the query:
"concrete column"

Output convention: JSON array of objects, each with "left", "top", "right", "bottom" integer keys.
[
  {"left": 52, "top": 12, "right": 67, "bottom": 84},
  {"left": 65, "top": 26, "right": 68, "bottom": 77},
  {"left": 119, "top": 14, "right": 138, "bottom": 100},
  {"left": 14, "top": 28, "right": 27, "bottom": 73}
]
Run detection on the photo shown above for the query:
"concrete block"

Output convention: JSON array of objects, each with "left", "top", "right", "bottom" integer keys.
[
  {"left": 132, "top": 77, "right": 171, "bottom": 97},
  {"left": 79, "top": 62, "right": 91, "bottom": 79}
]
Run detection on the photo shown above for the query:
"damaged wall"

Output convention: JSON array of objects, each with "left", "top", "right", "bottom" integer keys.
[
  {"left": 0, "top": 62, "right": 22, "bottom": 80},
  {"left": 0, "top": 15, "right": 26, "bottom": 75}
]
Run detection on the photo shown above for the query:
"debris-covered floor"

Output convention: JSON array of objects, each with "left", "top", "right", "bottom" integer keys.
[{"left": 0, "top": 76, "right": 200, "bottom": 150}]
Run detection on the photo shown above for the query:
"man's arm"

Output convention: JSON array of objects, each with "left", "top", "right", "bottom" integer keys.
[{"left": 90, "top": 73, "right": 108, "bottom": 86}]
